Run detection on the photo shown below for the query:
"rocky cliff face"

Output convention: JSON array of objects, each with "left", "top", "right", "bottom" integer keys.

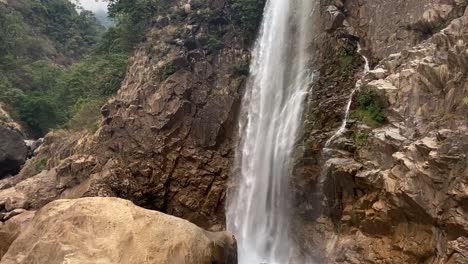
[
  {"left": 294, "top": 0, "right": 468, "bottom": 263},
  {"left": 0, "top": 0, "right": 467, "bottom": 263}
]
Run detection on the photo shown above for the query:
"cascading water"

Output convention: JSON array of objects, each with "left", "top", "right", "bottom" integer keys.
[
  {"left": 226, "top": 0, "right": 315, "bottom": 263},
  {"left": 325, "top": 44, "right": 370, "bottom": 147}
]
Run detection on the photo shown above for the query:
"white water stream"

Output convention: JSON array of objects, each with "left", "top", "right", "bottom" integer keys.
[
  {"left": 325, "top": 44, "right": 370, "bottom": 147},
  {"left": 226, "top": 0, "right": 315, "bottom": 263}
]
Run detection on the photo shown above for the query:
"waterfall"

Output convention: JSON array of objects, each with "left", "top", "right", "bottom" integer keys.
[
  {"left": 325, "top": 43, "right": 370, "bottom": 147},
  {"left": 226, "top": 1, "right": 315, "bottom": 263}
]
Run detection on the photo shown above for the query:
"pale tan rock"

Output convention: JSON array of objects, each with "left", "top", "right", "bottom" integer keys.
[
  {"left": 2, "top": 209, "right": 26, "bottom": 222},
  {"left": 0, "top": 211, "right": 35, "bottom": 258},
  {"left": 0, "top": 169, "right": 58, "bottom": 211},
  {"left": 0, "top": 197, "right": 237, "bottom": 264}
]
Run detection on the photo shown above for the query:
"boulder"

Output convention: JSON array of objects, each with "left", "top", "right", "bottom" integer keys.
[
  {"left": 0, "top": 126, "right": 27, "bottom": 178},
  {"left": 0, "top": 197, "right": 237, "bottom": 264},
  {"left": 0, "top": 211, "right": 35, "bottom": 258},
  {"left": 0, "top": 169, "right": 58, "bottom": 212}
]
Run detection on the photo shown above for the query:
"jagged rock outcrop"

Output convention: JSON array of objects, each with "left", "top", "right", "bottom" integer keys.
[
  {"left": 0, "top": 197, "right": 237, "bottom": 264},
  {"left": 295, "top": 0, "right": 468, "bottom": 263},
  {"left": 342, "top": 0, "right": 468, "bottom": 61}
]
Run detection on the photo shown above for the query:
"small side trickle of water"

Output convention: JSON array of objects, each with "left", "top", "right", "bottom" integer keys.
[{"left": 325, "top": 43, "right": 370, "bottom": 147}]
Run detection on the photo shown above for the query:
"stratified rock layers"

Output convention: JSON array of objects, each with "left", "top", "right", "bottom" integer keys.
[{"left": 295, "top": 1, "right": 468, "bottom": 263}]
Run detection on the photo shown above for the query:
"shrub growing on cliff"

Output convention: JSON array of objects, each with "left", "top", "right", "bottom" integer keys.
[
  {"left": 160, "top": 63, "right": 177, "bottom": 81},
  {"left": 354, "top": 131, "right": 369, "bottom": 146},
  {"left": 232, "top": 63, "right": 250, "bottom": 76},
  {"left": 69, "top": 97, "right": 105, "bottom": 132},
  {"left": 203, "top": 33, "right": 224, "bottom": 52},
  {"left": 337, "top": 41, "right": 358, "bottom": 74},
  {"left": 353, "top": 87, "right": 385, "bottom": 126}
]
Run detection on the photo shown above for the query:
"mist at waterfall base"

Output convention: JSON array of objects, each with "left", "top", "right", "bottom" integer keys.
[{"left": 226, "top": 0, "right": 315, "bottom": 263}]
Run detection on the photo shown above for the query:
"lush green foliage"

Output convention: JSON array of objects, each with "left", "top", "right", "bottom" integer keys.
[
  {"left": 0, "top": 0, "right": 103, "bottom": 60},
  {"left": 17, "top": 93, "right": 66, "bottom": 136},
  {"left": 0, "top": 0, "right": 264, "bottom": 136},
  {"left": 0, "top": 0, "right": 133, "bottom": 137},
  {"left": 233, "top": 0, "right": 266, "bottom": 40},
  {"left": 107, "top": 0, "right": 167, "bottom": 49},
  {"left": 353, "top": 87, "right": 386, "bottom": 126}
]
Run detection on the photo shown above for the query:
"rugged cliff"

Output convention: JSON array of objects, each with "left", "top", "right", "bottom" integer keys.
[
  {"left": 295, "top": 0, "right": 468, "bottom": 263},
  {"left": 0, "top": 0, "right": 467, "bottom": 263}
]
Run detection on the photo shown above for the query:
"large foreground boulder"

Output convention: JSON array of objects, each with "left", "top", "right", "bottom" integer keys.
[
  {"left": 0, "top": 197, "right": 237, "bottom": 264},
  {"left": 0, "top": 126, "right": 27, "bottom": 178}
]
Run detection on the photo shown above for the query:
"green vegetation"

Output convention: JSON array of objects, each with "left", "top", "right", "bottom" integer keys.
[
  {"left": 107, "top": 0, "right": 169, "bottom": 48},
  {"left": 161, "top": 63, "right": 177, "bottom": 81},
  {"left": 0, "top": 0, "right": 158, "bottom": 137},
  {"left": 0, "top": 1, "right": 103, "bottom": 61},
  {"left": 233, "top": 0, "right": 266, "bottom": 40},
  {"left": 68, "top": 97, "right": 105, "bottom": 132},
  {"left": 0, "top": 0, "right": 265, "bottom": 136},
  {"left": 354, "top": 131, "right": 369, "bottom": 146},
  {"left": 203, "top": 33, "right": 224, "bottom": 52},
  {"left": 338, "top": 44, "right": 356, "bottom": 73},
  {"left": 34, "top": 157, "right": 48, "bottom": 173},
  {"left": 353, "top": 87, "right": 386, "bottom": 127},
  {"left": 232, "top": 63, "right": 250, "bottom": 76},
  {"left": 0, "top": 0, "right": 107, "bottom": 136},
  {"left": 17, "top": 93, "right": 65, "bottom": 136}
]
